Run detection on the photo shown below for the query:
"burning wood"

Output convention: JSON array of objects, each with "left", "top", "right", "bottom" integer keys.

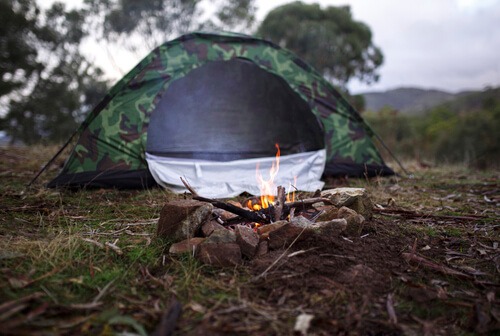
[
  {"left": 156, "top": 179, "right": 369, "bottom": 267},
  {"left": 161, "top": 145, "right": 371, "bottom": 267}
]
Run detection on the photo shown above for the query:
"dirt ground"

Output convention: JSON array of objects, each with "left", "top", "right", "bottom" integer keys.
[
  {"left": 0, "top": 146, "right": 499, "bottom": 335},
  {"left": 175, "top": 172, "right": 500, "bottom": 335}
]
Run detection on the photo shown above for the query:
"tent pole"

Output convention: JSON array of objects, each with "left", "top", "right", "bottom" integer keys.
[
  {"left": 27, "top": 129, "right": 79, "bottom": 187},
  {"left": 371, "top": 131, "right": 410, "bottom": 176}
]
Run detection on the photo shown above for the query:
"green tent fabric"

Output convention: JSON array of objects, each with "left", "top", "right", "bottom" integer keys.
[{"left": 48, "top": 31, "right": 393, "bottom": 190}]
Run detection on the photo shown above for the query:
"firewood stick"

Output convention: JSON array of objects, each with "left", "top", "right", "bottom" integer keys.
[
  {"left": 180, "top": 177, "right": 199, "bottom": 197},
  {"left": 180, "top": 177, "right": 270, "bottom": 223},
  {"left": 284, "top": 197, "right": 333, "bottom": 208},
  {"left": 193, "top": 195, "right": 269, "bottom": 223},
  {"left": 273, "top": 186, "right": 286, "bottom": 221}
]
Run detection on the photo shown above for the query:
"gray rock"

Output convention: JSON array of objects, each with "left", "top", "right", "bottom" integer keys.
[
  {"left": 235, "top": 225, "right": 259, "bottom": 259},
  {"left": 321, "top": 188, "right": 373, "bottom": 219},
  {"left": 268, "top": 216, "right": 348, "bottom": 250},
  {"left": 205, "top": 228, "right": 236, "bottom": 244},
  {"left": 268, "top": 216, "right": 313, "bottom": 250},
  {"left": 169, "top": 237, "right": 206, "bottom": 254},
  {"left": 196, "top": 242, "right": 242, "bottom": 267},
  {"left": 337, "top": 206, "right": 365, "bottom": 235},
  {"left": 201, "top": 220, "right": 225, "bottom": 237},
  {"left": 157, "top": 200, "right": 213, "bottom": 242}
]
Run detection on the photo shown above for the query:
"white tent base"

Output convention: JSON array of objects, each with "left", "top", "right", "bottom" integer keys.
[{"left": 146, "top": 149, "right": 326, "bottom": 198}]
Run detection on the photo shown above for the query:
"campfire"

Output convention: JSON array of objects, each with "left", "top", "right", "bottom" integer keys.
[{"left": 157, "top": 144, "right": 373, "bottom": 267}]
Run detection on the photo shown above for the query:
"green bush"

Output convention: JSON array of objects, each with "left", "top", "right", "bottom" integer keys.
[{"left": 364, "top": 98, "right": 500, "bottom": 170}]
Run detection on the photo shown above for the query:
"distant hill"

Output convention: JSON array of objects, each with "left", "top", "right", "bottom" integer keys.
[{"left": 360, "top": 87, "right": 478, "bottom": 114}]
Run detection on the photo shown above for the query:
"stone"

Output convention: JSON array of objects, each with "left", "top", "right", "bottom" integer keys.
[
  {"left": 308, "top": 218, "right": 347, "bottom": 236},
  {"left": 205, "top": 228, "right": 236, "bottom": 244},
  {"left": 196, "top": 242, "right": 242, "bottom": 267},
  {"left": 235, "top": 225, "right": 259, "bottom": 258},
  {"left": 268, "top": 216, "right": 313, "bottom": 250},
  {"left": 268, "top": 216, "right": 348, "bottom": 250},
  {"left": 257, "top": 220, "right": 288, "bottom": 240},
  {"left": 157, "top": 200, "right": 213, "bottom": 242},
  {"left": 321, "top": 188, "right": 373, "bottom": 219},
  {"left": 256, "top": 240, "right": 269, "bottom": 256},
  {"left": 169, "top": 237, "right": 205, "bottom": 254},
  {"left": 315, "top": 205, "right": 340, "bottom": 221},
  {"left": 201, "top": 220, "right": 225, "bottom": 237},
  {"left": 338, "top": 206, "right": 365, "bottom": 235}
]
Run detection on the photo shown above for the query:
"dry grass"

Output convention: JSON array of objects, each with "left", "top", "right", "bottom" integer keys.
[{"left": 1, "top": 145, "right": 499, "bottom": 335}]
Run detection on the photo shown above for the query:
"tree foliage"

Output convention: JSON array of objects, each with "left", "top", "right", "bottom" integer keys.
[
  {"left": 83, "top": 0, "right": 256, "bottom": 52},
  {"left": 364, "top": 88, "right": 500, "bottom": 169},
  {"left": 0, "top": 0, "right": 45, "bottom": 98},
  {"left": 257, "top": 1, "right": 383, "bottom": 89},
  {"left": 1, "top": 0, "right": 256, "bottom": 145},
  {"left": 0, "top": 0, "right": 108, "bottom": 144}
]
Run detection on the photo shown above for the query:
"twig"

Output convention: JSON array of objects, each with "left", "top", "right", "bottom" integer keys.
[
  {"left": 180, "top": 177, "right": 198, "bottom": 197},
  {"left": 386, "top": 293, "right": 398, "bottom": 324},
  {"left": 151, "top": 296, "right": 183, "bottom": 336},
  {"left": 105, "top": 240, "right": 123, "bottom": 255},
  {"left": 284, "top": 197, "right": 333, "bottom": 208},
  {"left": 287, "top": 247, "right": 319, "bottom": 258},
  {"left": 81, "top": 238, "right": 105, "bottom": 249},
  {"left": 69, "top": 302, "right": 103, "bottom": 310},
  {"left": 252, "top": 227, "right": 307, "bottom": 281},
  {"left": 319, "top": 254, "right": 356, "bottom": 260},
  {"left": 402, "top": 252, "right": 472, "bottom": 279},
  {"left": 0, "top": 292, "right": 44, "bottom": 315},
  {"left": 93, "top": 279, "right": 115, "bottom": 303},
  {"left": 374, "top": 208, "right": 490, "bottom": 221},
  {"left": 124, "top": 230, "right": 150, "bottom": 236}
]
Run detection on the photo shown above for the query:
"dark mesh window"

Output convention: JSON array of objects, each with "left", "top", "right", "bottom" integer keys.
[{"left": 146, "top": 59, "right": 324, "bottom": 161}]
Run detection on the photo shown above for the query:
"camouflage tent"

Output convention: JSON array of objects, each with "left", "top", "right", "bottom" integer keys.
[{"left": 47, "top": 32, "right": 393, "bottom": 194}]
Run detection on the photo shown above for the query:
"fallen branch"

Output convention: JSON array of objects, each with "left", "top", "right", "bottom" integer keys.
[
  {"left": 374, "top": 208, "right": 489, "bottom": 221},
  {"left": 402, "top": 252, "right": 473, "bottom": 279}
]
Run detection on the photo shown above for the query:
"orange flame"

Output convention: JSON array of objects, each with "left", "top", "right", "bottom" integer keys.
[
  {"left": 255, "top": 143, "right": 280, "bottom": 209},
  {"left": 246, "top": 144, "right": 298, "bottom": 211}
]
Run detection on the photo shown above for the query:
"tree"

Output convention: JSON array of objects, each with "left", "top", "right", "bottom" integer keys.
[
  {"left": 257, "top": 1, "right": 383, "bottom": 89},
  {"left": 83, "top": 0, "right": 257, "bottom": 53},
  {"left": 0, "top": 0, "right": 45, "bottom": 99},
  {"left": 0, "top": 0, "right": 108, "bottom": 144}
]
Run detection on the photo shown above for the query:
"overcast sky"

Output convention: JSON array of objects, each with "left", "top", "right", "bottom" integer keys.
[
  {"left": 256, "top": 0, "right": 500, "bottom": 93},
  {"left": 49, "top": 0, "right": 500, "bottom": 94}
]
